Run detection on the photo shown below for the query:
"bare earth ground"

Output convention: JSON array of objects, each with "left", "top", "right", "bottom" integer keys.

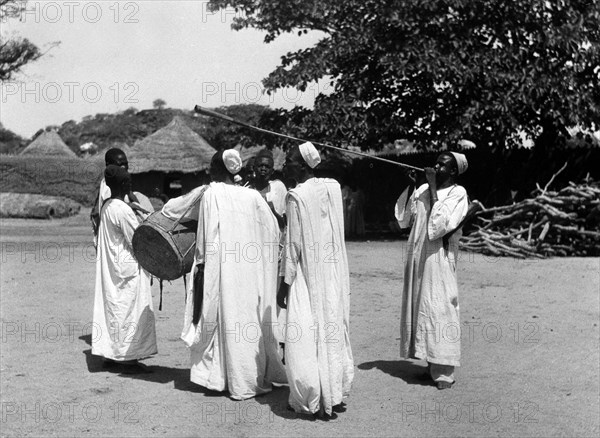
[{"left": 1, "top": 209, "right": 599, "bottom": 437}]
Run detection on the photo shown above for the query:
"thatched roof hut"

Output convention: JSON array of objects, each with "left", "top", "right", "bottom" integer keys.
[
  {"left": 126, "top": 116, "right": 216, "bottom": 197},
  {"left": 20, "top": 131, "right": 76, "bottom": 157},
  {"left": 128, "top": 116, "right": 216, "bottom": 174}
]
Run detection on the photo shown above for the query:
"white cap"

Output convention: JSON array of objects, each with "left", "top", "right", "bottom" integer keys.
[
  {"left": 449, "top": 152, "right": 468, "bottom": 175},
  {"left": 222, "top": 149, "right": 242, "bottom": 175},
  {"left": 299, "top": 142, "right": 321, "bottom": 168}
]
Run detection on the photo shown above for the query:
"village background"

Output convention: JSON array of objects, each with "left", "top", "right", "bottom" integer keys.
[{"left": 1, "top": 0, "right": 599, "bottom": 437}]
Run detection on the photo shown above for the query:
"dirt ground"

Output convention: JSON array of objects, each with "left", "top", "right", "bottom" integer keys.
[{"left": 1, "top": 209, "right": 599, "bottom": 437}]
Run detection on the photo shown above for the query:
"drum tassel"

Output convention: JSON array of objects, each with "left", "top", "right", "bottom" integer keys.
[
  {"left": 183, "top": 274, "right": 187, "bottom": 303},
  {"left": 159, "top": 279, "right": 163, "bottom": 311}
]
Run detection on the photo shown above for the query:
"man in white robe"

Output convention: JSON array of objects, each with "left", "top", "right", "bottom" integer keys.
[
  {"left": 248, "top": 148, "right": 289, "bottom": 345},
  {"left": 277, "top": 142, "right": 354, "bottom": 419},
  {"left": 395, "top": 152, "right": 469, "bottom": 389},
  {"left": 92, "top": 165, "right": 157, "bottom": 372},
  {"left": 181, "top": 149, "right": 287, "bottom": 400}
]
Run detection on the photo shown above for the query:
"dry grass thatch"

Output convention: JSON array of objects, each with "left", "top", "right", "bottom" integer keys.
[
  {"left": 0, "top": 154, "right": 103, "bottom": 207},
  {"left": 128, "top": 116, "right": 216, "bottom": 174},
  {"left": 20, "top": 131, "right": 77, "bottom": 157},
  {"left": 0, "top": 192, "right": 81, "bottom": 219}
]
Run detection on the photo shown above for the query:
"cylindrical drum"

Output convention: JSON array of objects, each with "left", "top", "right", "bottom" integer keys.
[{"left": 132, "top": 211, "right": 197, "bottom": 280}]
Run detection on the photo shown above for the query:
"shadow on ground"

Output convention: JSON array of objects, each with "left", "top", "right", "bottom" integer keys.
[
  {"left": 80, "top": 334, "right": 223, "bottom": 395},
  {"left": 358, "top": 360, "right": 435, "bottom": 387}
]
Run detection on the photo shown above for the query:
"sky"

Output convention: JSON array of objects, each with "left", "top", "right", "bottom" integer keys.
[{"left": 1, "top": 0, "right": 328, "bottom": 138}]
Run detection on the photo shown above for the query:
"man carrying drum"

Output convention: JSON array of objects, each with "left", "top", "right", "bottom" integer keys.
[{"left": 92, "top": 165, "right": 157, "bottom": 373}]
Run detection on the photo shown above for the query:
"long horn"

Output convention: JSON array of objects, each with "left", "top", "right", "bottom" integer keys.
[{"left": 194, "top": 105, "right": 424, "bottom": 172}]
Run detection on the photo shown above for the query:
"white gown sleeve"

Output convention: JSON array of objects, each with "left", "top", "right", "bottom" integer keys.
[
  {"left": 281, "top": 198, "right": 302, "bottom": 285},
  {"left": 162, "top": 185, "right": 205, "bottom": 221},
  {"left": 427, "top": 186, "right": 469, "bottom": 240},
  {"left": 395, "top": 186, "right": 417, "bottom": 229},
  {"left": 119, "top": 205, "right": 139, "bottom": 248}
]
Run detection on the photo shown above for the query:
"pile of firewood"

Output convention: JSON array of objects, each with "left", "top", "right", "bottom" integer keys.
[{"left": 461, "top": 169, "right": 600, "bottom": 258}]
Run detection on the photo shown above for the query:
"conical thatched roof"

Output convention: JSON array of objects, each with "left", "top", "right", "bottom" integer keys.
[
  {"left": 20, "top": 131, "right": 76, "bottom": 157},
  {"left": 128, "top": 116, "right": 216, "bottom": 174}
]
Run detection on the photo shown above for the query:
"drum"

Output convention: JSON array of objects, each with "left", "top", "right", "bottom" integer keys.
[{"left": 132, "top": 211, "right": 197, "bottom": 280}]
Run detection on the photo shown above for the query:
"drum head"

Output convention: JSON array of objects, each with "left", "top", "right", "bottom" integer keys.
[{"left": 132, "top": 213, "right": 197, "bottom": 280}]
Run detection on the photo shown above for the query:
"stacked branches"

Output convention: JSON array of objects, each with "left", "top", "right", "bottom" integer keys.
[{"left": 461, "top": 169, "right": 600, "bottom": 258}]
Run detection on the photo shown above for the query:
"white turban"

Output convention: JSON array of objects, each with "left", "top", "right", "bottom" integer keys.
[
  {"left": 299, "top": 142, "right": 321, "bottom": 168},
  {"left": 222, "top": 149, "right": 242, "bottom": 175},
  {"left": 449, "top": 152, "right": 468, "bottom": 175}
]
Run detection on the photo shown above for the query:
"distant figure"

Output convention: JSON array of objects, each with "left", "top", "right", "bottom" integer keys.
[
  {"left": 149, "top": 187, "right": 168, "bottom": 211},
  {"left": 395, "top": 152, "right": 469, "bottom": 390},
  {"left": 341, "top": 182, "right": 351, "bottom": 233},
  {"left": 90, "top": 148, "right": 153, "bottom": 247},
  {"left": 181, "top": 149, "right": 287, "bottom": 400},
  {"left": 277, "top": 142, "right": 354, "bottom": 419},
  {"left": 92, "top": 165, "right": 157, "bottom": 373},
  {"left": 346, "top": 184, "right": 366, "bottom": 237}
]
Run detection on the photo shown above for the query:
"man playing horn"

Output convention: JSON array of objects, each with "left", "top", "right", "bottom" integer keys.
[
  {"left": 277, "top": 142, "right": 354, "bottom": 419},
  {"left": 181, "top": 149, "right": 286, "bottom": 400},
  {"left": 395, "top": 152, "right": 470, "bottom": 389}
]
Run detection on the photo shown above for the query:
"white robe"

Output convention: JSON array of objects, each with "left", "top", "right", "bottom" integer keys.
[
  {"left": 281, "top": 178, "right": 354, "bottom": 415},
  {"left": 92, "top": 198, "right": 157, "bottom": 361},
  {"left": 261, "top": 179, "right": 287, "bottom": 217},
  {"left": 257, "top": 179, "right": 288, "bottom": 342},
  {"left": 161, "top": 185, "right": 206, "bottom": 222},
  {"left": 395, "top": 183, "right": 469, "bottom": 366},
  {"left": 180, "top": 182, "right": 287, "bottom": 400}
]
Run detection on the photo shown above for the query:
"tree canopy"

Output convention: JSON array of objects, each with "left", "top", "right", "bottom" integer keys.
[
  {"left": 153, "top": 98, "right": 167, "bottom": 110},
  {"left": 209, "top": 0, "right": 600, "bottom": 149},
  {"left": 0, "top": 0, "right": 42, "bottom": 81}
]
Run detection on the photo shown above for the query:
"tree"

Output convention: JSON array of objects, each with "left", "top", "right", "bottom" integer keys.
[
  {"left": 202, "top": 104, "right": 279, "bottom": 149},
  {"left": 153, "top": 99, "right": 167, "bottom": 110},
  {"left": 0, "top": 122, "right": 25, "bottom": 154},
  {"left": 208, "top": 0, "right": 600, "bottom": 149},
  {"left": 0, "top": 0, "right": 42, "bottom": 81}
]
